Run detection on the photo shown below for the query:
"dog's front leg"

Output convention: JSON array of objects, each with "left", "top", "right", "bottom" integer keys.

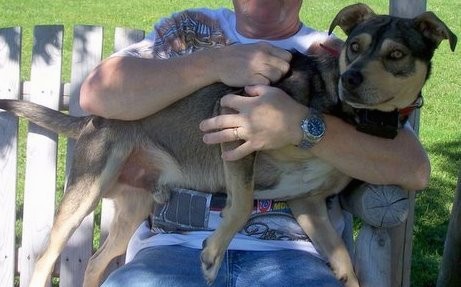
[
  {"left": 200, "top": 141, "right": 256, "bottom": 284},
  {"left": 289, "top": 196, "right": 360, "bottom": 287}
]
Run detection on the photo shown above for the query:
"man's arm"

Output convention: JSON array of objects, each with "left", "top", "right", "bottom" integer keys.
[
  {"left": 312, "top": 116, "right": 430, "bottom": 191},
  {"left": 199, "top": 85, "right": 430, "bottom": 191},
  {"left": 80, "top": 43, "right": 292, "bottom": 120}
]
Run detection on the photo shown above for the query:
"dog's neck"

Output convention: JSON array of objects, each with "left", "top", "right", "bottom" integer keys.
[
  {"left": 319, "top": 43, "right": 341, "bottom": 58},
  {"left": 398, "top": 95, "right": 424, "bottom": 119}
]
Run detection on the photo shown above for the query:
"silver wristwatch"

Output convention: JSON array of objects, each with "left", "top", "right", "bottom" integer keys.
[{"left": 298, "top": 108, "right": 326, "bottom": 149}]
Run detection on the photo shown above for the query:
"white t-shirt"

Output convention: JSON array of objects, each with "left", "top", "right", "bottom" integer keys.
[{"left": 116, "top": 8, "right": 345, "bottom": 263}]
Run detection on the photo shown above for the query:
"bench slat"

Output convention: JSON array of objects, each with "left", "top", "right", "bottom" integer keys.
[
  {"left": 59, "top": 25, "right": 104, "bottom": 287},
  {"left": 388, "top": 2, "right": 425, "bottom": 286},
  {"left": 19, "top": 25, "right": 63, "bottom": 287},
  {"left": 0, "top": 26, "right": 22, "bottom": 287}
]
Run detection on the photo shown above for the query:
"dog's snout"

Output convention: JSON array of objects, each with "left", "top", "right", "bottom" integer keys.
[{"left": 341, "top": 70, "right": 363, "bottom": 91}]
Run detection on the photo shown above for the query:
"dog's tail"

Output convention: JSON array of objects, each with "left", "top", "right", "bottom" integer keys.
[{"left": 0, "top": 99, "right": 89, "bottom": 139}]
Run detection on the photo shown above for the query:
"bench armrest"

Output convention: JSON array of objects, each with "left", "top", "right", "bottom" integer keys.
[
  {"left": 340, "top": 183, "right": 409, "bottom": 228},
  {"left": 340, "top": 183, "right": 412, "bottom": 287}
]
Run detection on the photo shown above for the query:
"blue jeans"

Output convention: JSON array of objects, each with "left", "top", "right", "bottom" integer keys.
[{"left": 101, "top": 245, "right": 342, "bottom": 287}]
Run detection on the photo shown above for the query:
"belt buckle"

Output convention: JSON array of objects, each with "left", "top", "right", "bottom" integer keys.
[{"left": 152, "top": 187, "right": 212, "bottom": 232}]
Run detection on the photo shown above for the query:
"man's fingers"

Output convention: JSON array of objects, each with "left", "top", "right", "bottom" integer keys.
[
  {"left": 202, "top": 127, "right": 244, "bottom": 144},
  {"left": 259, "top": 65, "right": 286, "bottom": 83},
  {"left": 266, "top": 44, "right": 293, "bottom": 62},
  {"left": 199, "top": 113, "right": 243, "bottom": 132},
  {"left": 251, "top": 74, "right": 271, "bottom": 86},
  {"left": 221, "top": 141, "right": 255, "bottom": 161},
  {"left": 218, "top": 93, "right": 256, "bottom": 111},
  {"left": 202, "top": 130, "right": 255, "bottom": 161},
  {"left": 253, "top": 43, "right": 291, "bottom": 83},
  {"left": 266, "top": 46, "right": 292, "bottom": 78},
  {"left": 243, "top": 85, "right": 264, "bottom": 97},
  {"left": 259, "top": 53, "right": 291, "bottom": 83}
]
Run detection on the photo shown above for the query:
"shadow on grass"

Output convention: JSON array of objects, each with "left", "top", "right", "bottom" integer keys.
[{"left": 411, "top": 138, "right": 461, "bottom": 287}]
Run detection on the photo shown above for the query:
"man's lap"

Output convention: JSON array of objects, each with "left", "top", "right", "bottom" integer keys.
[{"left": 101, "top": 245, "right": 341, "bottom": 287}]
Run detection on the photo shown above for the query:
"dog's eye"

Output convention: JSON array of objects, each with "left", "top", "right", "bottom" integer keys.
[
  {"left": 388, "top": 49, "right": 405, "bottom": 60},
  {"left": 350, "top": 42, "right": 360, "bottom": 53}
]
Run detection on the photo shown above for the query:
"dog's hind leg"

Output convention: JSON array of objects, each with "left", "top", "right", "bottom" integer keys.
[
  {"left": 83, "top": 185, "right": 154, "bottom": 287},
  {"left": 29, "top": 136, "right": 133, "bottom": 287},
  {"left": 289, "top": 196, "right": 359, "bottom": 287},
  {"left": 200, "top": 141, "right": 256, "bottom": 284}
]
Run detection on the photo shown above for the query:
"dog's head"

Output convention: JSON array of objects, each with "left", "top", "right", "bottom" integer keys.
[{"left": 329, "top": 3, "right": 457, "bottom": 112}]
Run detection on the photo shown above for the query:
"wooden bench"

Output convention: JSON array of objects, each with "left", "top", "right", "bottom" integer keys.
[{"left": 0, "top": 4, "right": 424, "bottom": 285}]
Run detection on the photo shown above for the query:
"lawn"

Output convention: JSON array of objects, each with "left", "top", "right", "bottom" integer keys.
[{"left": 1, "top": 0, "right": 460, "bottom": 286}]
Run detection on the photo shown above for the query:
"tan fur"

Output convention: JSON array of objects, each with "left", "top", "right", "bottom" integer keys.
[{"left": 83, "top": 185, "right": 153, "bottom": 286}]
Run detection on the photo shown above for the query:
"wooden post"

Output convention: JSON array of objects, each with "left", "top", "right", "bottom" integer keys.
[
  {"left": 437, "top": 171, "right": 461, "bottom": 287},
  {"left": 0, "top": 26, "right": 21, "bottom": 287},
  {"left": 99, "top": 27, "right": 145, "bottom": 282},
  {"left": 19, "top": 25, "right": 63, "bottom": 287},
  {"left": 389, "top": 1, "right": 426, "bottom": 286},
  {"left": 59, "top": 25, "right": 104, "bottom": 287},
  {"left": 390, "top": 0, "right": 427, "bottom": 19}
]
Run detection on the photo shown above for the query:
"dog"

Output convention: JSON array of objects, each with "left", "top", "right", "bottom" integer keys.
[{"left": 0, "top": 3, "right": 456, "bottom": 287}]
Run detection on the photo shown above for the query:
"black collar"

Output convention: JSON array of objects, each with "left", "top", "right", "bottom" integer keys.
[{"left": 354, "top": 94, "right": 424, "bottom": 139}]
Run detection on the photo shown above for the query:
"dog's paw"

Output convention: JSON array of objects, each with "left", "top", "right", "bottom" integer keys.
[
  {"left": 333, "top": 269, "right": 360, "bottom": 287},
  {"left": 200, "top": 239, "right": 225, "bottom": 285}
]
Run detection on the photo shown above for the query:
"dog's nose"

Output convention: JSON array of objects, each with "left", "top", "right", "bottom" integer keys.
[{"left": 341, "top": 70, "right": 363, "bottom": 91}]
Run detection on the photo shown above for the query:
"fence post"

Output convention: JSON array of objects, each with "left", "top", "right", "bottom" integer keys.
[
  {"left": 388, "top": 2, "right": 427, "bottom": 286},
  {"left": 0, "top": 26, "right": 21, "bottom": 287}
]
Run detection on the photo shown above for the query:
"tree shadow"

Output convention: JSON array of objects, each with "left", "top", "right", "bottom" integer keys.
[
  {"left": 412, "top": 138, "right": 461, "bottom": 286},
  {"left": 71, "top": 25, "right": 102, "bottom": 65},
  {"left": 32, "top": 25, "right": 63, "bottom": 66},
  {"left": 0, "top": 26, "right": 21, "bottom": 67}
]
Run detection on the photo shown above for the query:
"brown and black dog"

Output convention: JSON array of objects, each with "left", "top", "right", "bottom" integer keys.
[{"left": 0, "top": 3, "right": 456, "bottom": 287}]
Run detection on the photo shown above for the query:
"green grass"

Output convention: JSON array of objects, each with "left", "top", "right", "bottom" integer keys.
[{"left": 1, "top": 1, "right": 460, "bottom": 286}]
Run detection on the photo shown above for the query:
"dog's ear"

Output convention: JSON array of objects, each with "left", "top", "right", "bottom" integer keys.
[
  {"left": 328, "top": 3, "right": 376, "bottom": 35},
  {"left": 414, "top": 11, "right": 458, "bottom": 52}
]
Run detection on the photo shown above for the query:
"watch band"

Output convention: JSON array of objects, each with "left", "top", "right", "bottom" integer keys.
[{"left": 298, "top": 108, "right": 326, "bottom": 149}]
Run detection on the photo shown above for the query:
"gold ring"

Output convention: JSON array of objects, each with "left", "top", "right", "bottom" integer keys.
[{"left": 233, "top": 127, "right": 241, "bottom": 140}]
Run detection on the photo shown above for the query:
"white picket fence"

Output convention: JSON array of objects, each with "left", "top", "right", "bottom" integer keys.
[{"left": 0, "top": 25, "right": 144, "bottom": 287}]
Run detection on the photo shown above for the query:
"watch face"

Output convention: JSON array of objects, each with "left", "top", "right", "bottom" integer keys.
[
  {"left": 308, "top": 117, "right": 325, "bottom": 138},
  {"left": 301, "top": 115, "right": 325, "bottom": 140},
  {"left": 299, "top": 111, "right": 325, "bottom": 149}
]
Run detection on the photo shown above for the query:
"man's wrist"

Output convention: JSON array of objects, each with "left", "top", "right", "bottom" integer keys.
[
  {"left": 297, "top": 108, "right": 326, "bottom": 149},
  {"left": 289, "top": 106, "right": 309, "bottom": 146}
]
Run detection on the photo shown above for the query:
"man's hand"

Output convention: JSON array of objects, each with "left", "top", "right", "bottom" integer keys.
[
  {"left": 199, "top": 85, "right": 308, "bottom": 160},
  {"left": 210, "top": 42, "right": 292, "bottom": 87}
]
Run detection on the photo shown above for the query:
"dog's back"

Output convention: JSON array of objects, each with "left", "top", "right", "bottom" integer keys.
[{"left": 131, "top": 50, "right": 342, "bottom": 196}]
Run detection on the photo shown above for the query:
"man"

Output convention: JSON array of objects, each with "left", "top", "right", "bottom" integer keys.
[{"left": 80, "top": 1, "right": 430, "bottom": 286}]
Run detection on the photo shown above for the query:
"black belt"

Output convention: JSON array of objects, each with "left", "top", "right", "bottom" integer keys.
[{"left": 150, "top": 188, "right": 228, "bottom": 232}]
